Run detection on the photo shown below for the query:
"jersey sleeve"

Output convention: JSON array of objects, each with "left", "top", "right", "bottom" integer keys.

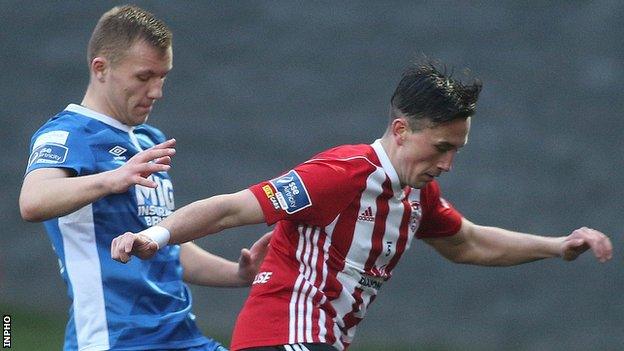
[
  {"left": 25, "top": 122, "right": 95, "bottom": 176},
  {"left": 416, "top": 181, "right": 463, "bottom": 239},
  {"left": 249, "top": 157, "right": 373, "bottom": 227}
]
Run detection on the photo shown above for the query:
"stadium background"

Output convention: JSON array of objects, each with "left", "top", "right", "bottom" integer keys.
[{"left": 1, "top": 1, "right": 623, "bottom": 350}]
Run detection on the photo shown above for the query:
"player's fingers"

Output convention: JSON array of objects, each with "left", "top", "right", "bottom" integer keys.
[
  {"left": 150, "top": 138, "right": 176, "bottom": 150},
  {"left": 113, "top": 236, "right": 130, "bottom": 263},
  {"left": 239, "top": 248, "right": 251, "bottom": 266},
  {"left": 582, "top": 229, "right": 606, "bottom": 258},
  {"left": 259, "top": 232, "right": 272, "bottom": 246},
  {"left": 133, "top": 175, "right": 158, "bottom": 188},
  {"left": 136, "top": 163, "right": 171, "bottom": 179},
  {"left": 577, "top": 228, "right": 612, "bottom": 262},
  {"left": 595, "top": 230, "right": 613, "bottom": 260},
  {"left": 131, "top": 147, "right": 176, "bottom": 164},
  {"left": 146, "top": 163, "right": 171, "bottom": 173},
  {"left": 590, "top": 232, "right": 612, "bottom": 262},
  {"left": 153, "top": 156, "right": 172, "bottom": 166},
  {"left": 603, "top": 235, "right": 613, "bottom": 260},
  {"left": 250, "top": 232, "right": 272, "bottom": 253},
  {"left": 112, "top": 235, "right": 130, "bottom": 263},
  {"left": 111, "top": 237, "right": 120, "bottom": 261},
  {"left": 569, "top": 238, "right": 585, "bottom": 248},
  {"left": 123, "top": 233, "right": 136, "bottom": 254}
]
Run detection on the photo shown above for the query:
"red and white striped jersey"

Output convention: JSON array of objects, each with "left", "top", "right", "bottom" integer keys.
[{"left": 231, "top": 140, "right": 463, "bottom": 351}]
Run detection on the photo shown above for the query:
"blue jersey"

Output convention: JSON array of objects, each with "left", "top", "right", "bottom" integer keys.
[{"left": 26, "top": 104, "right": 210, "bottom": 351}]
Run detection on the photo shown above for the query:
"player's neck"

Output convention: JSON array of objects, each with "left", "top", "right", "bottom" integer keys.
[
  {"left": 81, "top": 87, "right": 120, "bottom": 123},
  {"left": 379, "top": 135, "right": 397, "bottom": 162}
]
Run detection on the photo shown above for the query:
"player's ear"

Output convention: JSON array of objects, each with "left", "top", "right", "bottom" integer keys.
[
  {"left": 390, "top": 118, "right": 410, "bottom": 145},
  {"left": 91, "top": 57, "right": 108, "bottom": 82}
]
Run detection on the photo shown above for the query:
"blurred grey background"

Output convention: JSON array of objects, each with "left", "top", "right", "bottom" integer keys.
[{"left": 1, "top": 1, "right": 623, "bottom": 350}]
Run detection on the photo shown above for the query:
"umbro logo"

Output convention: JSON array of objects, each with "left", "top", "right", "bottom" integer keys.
[
  {"left": 109, "top": 146, "right": 127, "bottom": 157},
  {"left": 358, "top": 206, "right": 375, "bottom": 222}
]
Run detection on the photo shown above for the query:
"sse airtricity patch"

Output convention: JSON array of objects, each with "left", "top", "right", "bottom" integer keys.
[
  {"left": 269, "top": 170, "right": 312, "bottom": 214},
  {"left": 28, "top": 143, "right": 68, "bottom": 166},
  {"left": 33, "top": 130, "right": 69, "bottom": 149}
]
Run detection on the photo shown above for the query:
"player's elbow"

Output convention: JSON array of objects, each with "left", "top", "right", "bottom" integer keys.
[
  {"left": 20, "top": 201, "right": 43, "bottom": 222},
  {"left": 19, "top": 193, "right": 46, "bottom": 222}
]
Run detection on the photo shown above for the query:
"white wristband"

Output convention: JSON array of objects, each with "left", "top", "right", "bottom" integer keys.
[{"left": 139, "top": 225, "right": 170, "bottom": 250}]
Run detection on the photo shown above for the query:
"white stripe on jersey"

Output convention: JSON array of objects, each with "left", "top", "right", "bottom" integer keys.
[
  {"left": 331, "top": 270, "right": 359, "bottom": 326},
  {"left": 60, "top": 204, "right": 110, "bottom": 350},
  {"left": 291, "top": 226, "right": 326, "bottom": 344},
  {"left": 320, "top": 215, "right": 340, "bottom": 347},
  {"left": 316, "top": 216, "right": 335, "bottom": 344},
  {"left": 289, "top": 231, "right": 306, "bottom": 344},
  {"left": 290, "top": 223, "right": 347, "bottom": 345},
  {"left": 348, "top": 167, "right": 387, "bottom": 270},
  {"left": 296, "top": 227, "right": 310, "bottom": 342},
  {"left": 305, "top": 228, "right": 320, "bottom": 341}
]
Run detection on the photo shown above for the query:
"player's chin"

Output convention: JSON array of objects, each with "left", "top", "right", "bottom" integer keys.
[
  {"left": 409, "top": 180, "right": 427, "bottom": 189},
  {"left": 410, "top": 177, "right": 433, "bottom": 189},
  {"left": 132, "top": 112, "right": 150, "bottom": 125}
]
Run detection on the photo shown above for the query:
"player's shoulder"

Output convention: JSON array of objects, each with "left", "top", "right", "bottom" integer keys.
[
  {"left": 419, "top": 180, "right": 442, "bottom": 198},
  {"left": 418, "top": 180, "right": 449, "bottom": 211},
  {"left": 36, "top": 109, "right": 90, "bottom": 132},
  {"left": 296, "top": 143, "right": 380, "bottom": 184},
  {"left": 309, "top": 143, "right": 379, "bottom": 167},
  {"left": 30, "top": 109, "right": 96, "bottom": 146}
]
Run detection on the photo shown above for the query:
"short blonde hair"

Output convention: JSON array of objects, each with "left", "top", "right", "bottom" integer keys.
[{"left": 87, "top": 5, "right": 172, "bottom": 66}]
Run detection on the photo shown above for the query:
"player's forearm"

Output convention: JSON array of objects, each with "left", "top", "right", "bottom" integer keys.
[
  {"left": 159, "top": 195, "right": 236, "bottom": 244},
  {"left": 181, "top": 243, "right": 247, "bottom": 287},
  {"left": 19, "top": 172, "right": 115, "bottom": 222},
  {"left": 160, "top": 190, "right": 265, "bottom": 245},
  {"left": 463, "top": 225, "right": 564, "bottom": 266}
]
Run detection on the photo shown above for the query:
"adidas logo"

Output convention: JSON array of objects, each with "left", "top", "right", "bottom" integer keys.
[{"left": 358, "top": 206, "right": 375, "bottom": 222}]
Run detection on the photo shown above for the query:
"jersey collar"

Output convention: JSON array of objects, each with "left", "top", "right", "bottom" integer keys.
[
  {"left": 371, "top": 139, "right": 405, "bottom": 199},
  {"left": 65, "top": 104, "right": 135, "bottom": 133}
]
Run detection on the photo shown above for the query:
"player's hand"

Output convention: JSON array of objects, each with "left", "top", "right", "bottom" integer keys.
[
  {"left": 111, "top": 232, "right": 159, "bottom": 263},
  {"left": 560, "top": 227, "right": 612, "bottom": 262},
  {"left": 107, "top": 138, "right": 176, "bottom": 194},
  {"left": 237, "top": 232, "right": 272, "bottom": 284}
]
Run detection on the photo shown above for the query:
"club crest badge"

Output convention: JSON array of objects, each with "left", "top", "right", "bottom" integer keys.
[{"left": 409, "top": 201, "right": 422, "bottom": 233}]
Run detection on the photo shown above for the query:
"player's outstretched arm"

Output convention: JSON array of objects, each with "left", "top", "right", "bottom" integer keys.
[
  {"left": 20, "top": 139, "right": 176, "bottom": 222},
  {"left": 111, "top": 189, "right": 266, "bottom": 263},
  {"left": 424, "top": 218, "right": 612, "bottom": 266},
  {"left": 180, "top": 231, "right": 272, "bottom": 287}
]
